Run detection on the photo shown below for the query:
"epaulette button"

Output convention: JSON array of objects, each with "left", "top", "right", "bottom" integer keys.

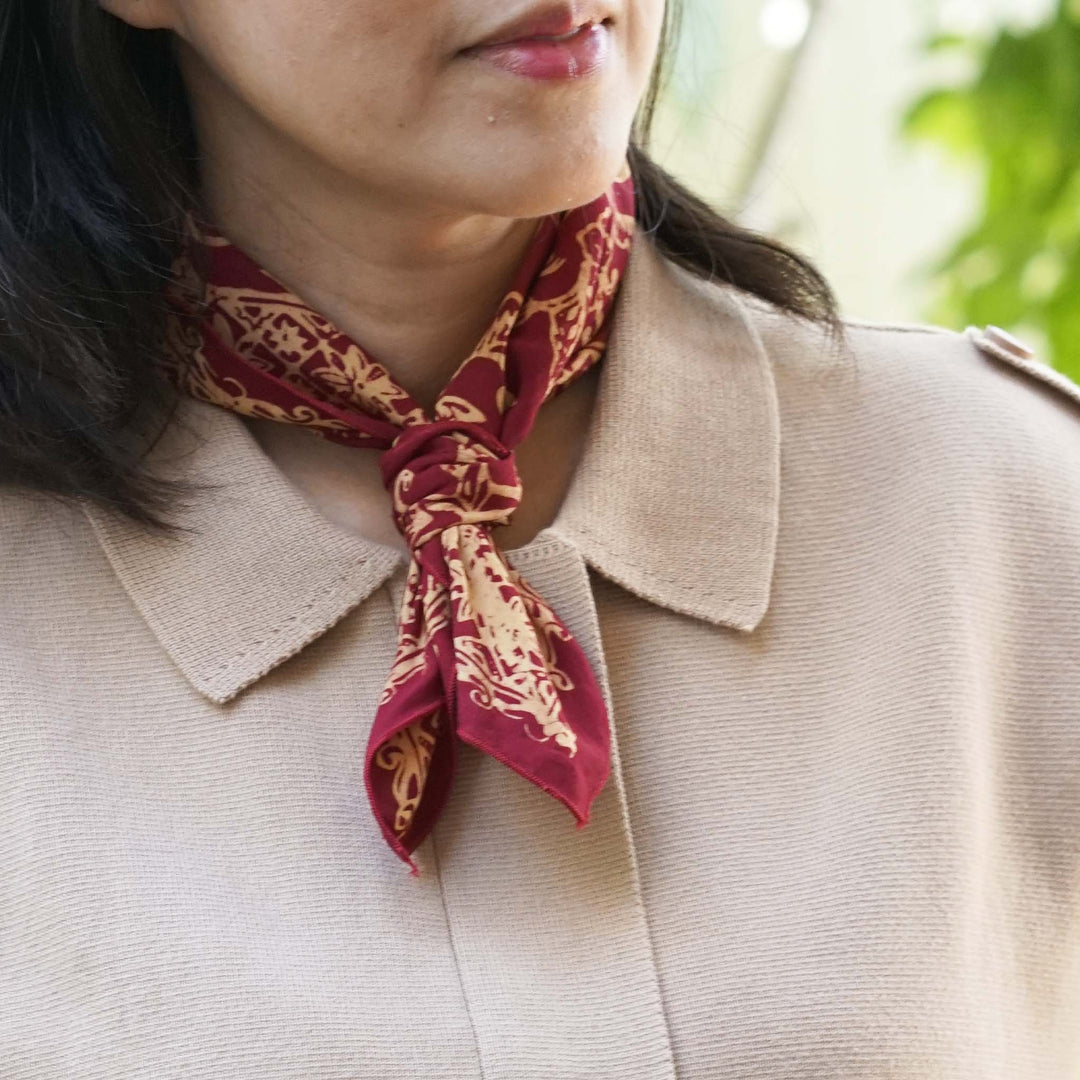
[{"left": 983, "top": 325, "right": 1036, "bottom": 361}]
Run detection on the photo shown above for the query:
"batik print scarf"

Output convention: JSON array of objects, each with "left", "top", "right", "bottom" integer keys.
[{"left": 162, "top": 166, "right": 635, "bottom": 872}]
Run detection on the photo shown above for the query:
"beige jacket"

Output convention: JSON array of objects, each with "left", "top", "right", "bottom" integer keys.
[{"left": 3, "top": 233, "right": 1080, "bottom": 1080}]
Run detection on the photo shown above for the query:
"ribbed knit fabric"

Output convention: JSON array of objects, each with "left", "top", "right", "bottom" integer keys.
[{"left": 2, "top": 234, "right": 1079, "bottom": 1078}]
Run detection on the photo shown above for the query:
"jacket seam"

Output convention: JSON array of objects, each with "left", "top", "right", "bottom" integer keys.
[
  {"left": 590, "top": 601, "right": 682, "bottom": 1080},
  {"left": 429, "top": 830, "right": 487, "bottom": 1080},
  {"left": 839, "top": 319, "right": 955, "bottom": 336},
  {"left": 735, "top": 293, "right": 956, "bottom": 336}
]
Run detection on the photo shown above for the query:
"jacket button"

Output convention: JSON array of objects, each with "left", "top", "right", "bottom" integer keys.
[{"left": 984, "top": 325, "right": 1036, "bottom": 360}]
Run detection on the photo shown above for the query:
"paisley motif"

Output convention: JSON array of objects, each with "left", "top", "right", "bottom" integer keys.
[{"left": 162, "top": 161, "right": 636, "bottom": 872}]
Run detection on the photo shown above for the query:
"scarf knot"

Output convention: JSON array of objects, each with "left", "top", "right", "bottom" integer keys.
[{"left": 379, "top": 419, "right": 522, "bottom": 552}]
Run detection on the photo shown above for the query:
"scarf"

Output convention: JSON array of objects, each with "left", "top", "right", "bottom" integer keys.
[{"left": 162, "top": 166, "right": 636, "bottom": 872}]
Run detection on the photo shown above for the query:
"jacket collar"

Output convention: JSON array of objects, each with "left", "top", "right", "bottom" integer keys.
[{"left": 83, "top": 234, "right": 781, "bottom": 704}]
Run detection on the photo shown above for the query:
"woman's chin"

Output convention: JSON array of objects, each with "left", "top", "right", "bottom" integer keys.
[{"left": 453, "top": 149, "right": 632, "bottom": 219}]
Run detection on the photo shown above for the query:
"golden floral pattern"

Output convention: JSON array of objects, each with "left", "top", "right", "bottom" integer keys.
[{"left": 162, "top": 162, "right": 635, "bottom": 872}]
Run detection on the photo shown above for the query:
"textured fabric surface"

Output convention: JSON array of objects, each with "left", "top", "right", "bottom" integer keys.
[{"left": 2, "top": 233, "right": 1080, "bottom": 1078}]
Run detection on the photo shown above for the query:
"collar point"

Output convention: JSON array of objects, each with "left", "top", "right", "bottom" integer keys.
[
  {"left": 667, "top": 593, "right": 772, "bottom": 634},
  {"left": 572, "top": 535, "right": 773, "bottom": 632}
]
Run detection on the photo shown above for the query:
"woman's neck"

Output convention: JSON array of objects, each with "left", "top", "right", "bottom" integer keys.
[
  {"left": 178, "top": 41, "right": 610, "bottom": 553},
  {"left": 194, "top": 108, "right": 540, "bottom": 412}
]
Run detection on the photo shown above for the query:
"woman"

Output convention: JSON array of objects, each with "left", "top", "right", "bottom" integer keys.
[{"left": 2, "top": 0, "right": 1079, "bottom": 1076}]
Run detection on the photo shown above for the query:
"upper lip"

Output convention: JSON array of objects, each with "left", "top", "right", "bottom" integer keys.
[{"left": 462, "top": 2, "right": 612, "bottom": 50}]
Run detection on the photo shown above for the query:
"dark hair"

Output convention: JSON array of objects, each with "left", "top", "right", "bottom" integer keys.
[{"left": 0, "top": 0, "right": 839, "bottom": 529}]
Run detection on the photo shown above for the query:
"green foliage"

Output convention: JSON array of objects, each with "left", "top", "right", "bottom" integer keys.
[{"left": 902, "top": 1, "right": 1080, "bottom": 379}]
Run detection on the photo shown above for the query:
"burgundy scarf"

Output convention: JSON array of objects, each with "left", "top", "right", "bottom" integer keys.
[{"left": 162, "top": 166, "right": 635, "bottom": 872}]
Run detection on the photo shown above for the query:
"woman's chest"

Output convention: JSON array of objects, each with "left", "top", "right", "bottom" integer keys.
[{"left": 2, "top": 549, "right": 1077, "bottom": 1079}]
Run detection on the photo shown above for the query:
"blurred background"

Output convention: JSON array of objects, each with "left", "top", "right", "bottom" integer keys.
[{"left": 650, "top": 0, "right": 1080, "bottom": 380}]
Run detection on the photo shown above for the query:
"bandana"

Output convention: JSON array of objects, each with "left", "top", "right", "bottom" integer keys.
[{"left": 162, "top": 165, "right": 635, "bottom": 872}]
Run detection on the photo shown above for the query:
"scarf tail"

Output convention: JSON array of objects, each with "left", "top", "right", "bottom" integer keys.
[
  {"left": 363, "top": 567, "right": 460, "bottom": 872},
  {"left": 445, "top": 530, "right": 612, "bottom": 833}
]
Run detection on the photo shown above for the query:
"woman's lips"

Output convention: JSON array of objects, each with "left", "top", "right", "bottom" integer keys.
[{"left": 462, "top": 21, "right": 611, "bottom": 80}]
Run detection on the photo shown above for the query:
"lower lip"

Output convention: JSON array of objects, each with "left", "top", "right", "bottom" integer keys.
[{"left": 464, "top": 22, "right": 610, "bottom": 80}]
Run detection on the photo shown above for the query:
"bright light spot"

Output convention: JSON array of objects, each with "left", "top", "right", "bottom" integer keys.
[
  {"left": 937, "top": 0, "right": 992, "bottom": 36},
  {"left": 759, "top": 0, "right": 811, "bottom": 51},
  {"left": 957, "top": 249, "right": 1001, "bottom": 290},
  {"left": 1003, "top": 0, "right": 1056, "bottom": 32},
  {"left": 1021, "top": 250, "right": 1065, "bottom": 301}
]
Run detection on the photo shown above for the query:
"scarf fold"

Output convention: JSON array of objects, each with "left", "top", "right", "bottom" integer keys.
[{"left": 162, "top": 164, "right": 636, "bottom": 872}]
